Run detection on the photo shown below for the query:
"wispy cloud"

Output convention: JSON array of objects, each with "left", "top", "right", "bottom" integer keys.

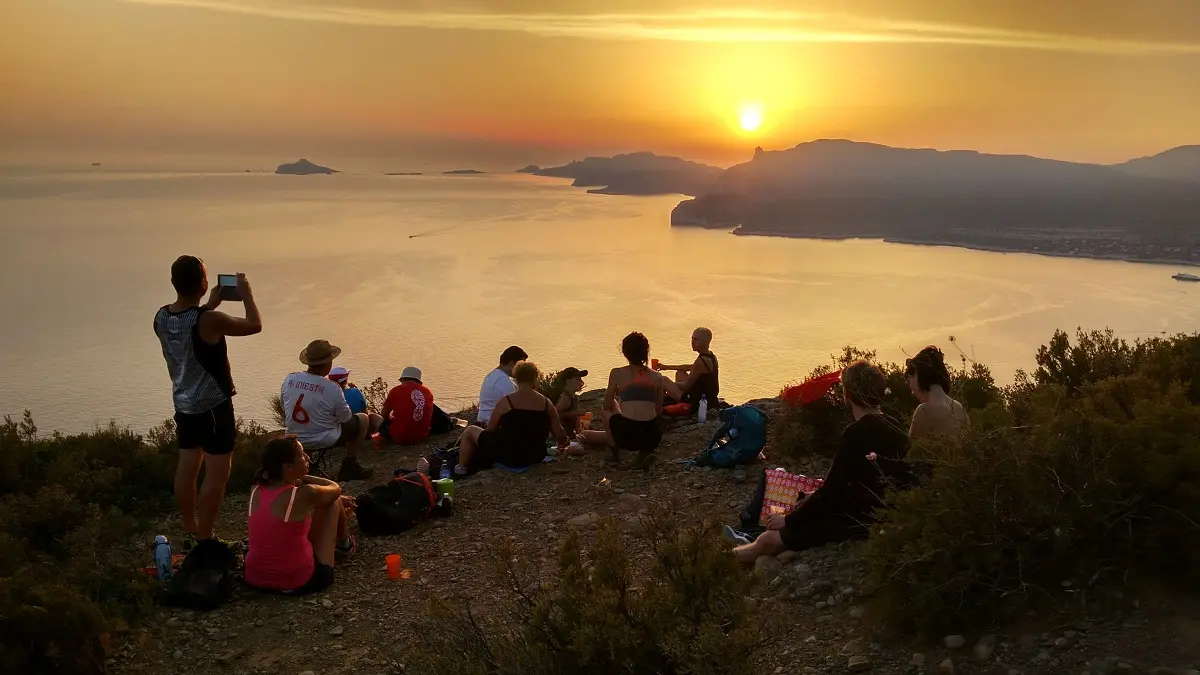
[{"left": 118, "top": 0, "right": 1200, "bottom": 55}]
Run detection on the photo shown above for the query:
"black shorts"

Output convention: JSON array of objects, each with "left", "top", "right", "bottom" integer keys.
[
  {"left": 256, "top": 556, "right": 334, "bottom": 597},
  {"left": 778, "top": 513, "right": 867, "bottom": 552},
  {"left": 608, "top": 415, "right": 663, "bottom": 453},
  {"left": 334, "top": 414, "right": 364, "bottom": 446},
  {"left": 175, "top": 399, "right": 236, "bottom": 456},
  {"left": 473, "top": 430, "right": 545, "bottom": 470}
]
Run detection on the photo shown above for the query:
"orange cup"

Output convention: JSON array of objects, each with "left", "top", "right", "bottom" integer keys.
[
  {"left": 386, "top": 553, "right": 403, "bottom": 580},
  {"left": 580, "top": 412, "right": 594, "bottom": 427},
  {"left": 651, "top": 358, "right": 660, "bottom": 370}
]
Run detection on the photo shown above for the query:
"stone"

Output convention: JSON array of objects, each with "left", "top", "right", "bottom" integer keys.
[
  {"left": 299, "top": 671, "right": 316, "bottom": 675},
  {"left": 939, "top": 657, "right": 957, "bottom": 674},
  {"left": 816, "top": 602, "right": 828, "bottom": 610},
  {"left": 944, "top": 635, "right": 966, "bottom": 650},
  {"left": 849, "top": 606, "right": 866, "bottom": 620},
  {"left": 847, "top": 654, "right": 872, "bottom": 672},
  {"left": 321, "top": 599, "right": 334, "bottom": 609},
  {"left": 792, "top": 563, "right": 813, "bottom": 582},
  {"left": 732, "top": 468, "right": 748, "bottom": 482},
  {"left": 216, "top": 649, "right": 243, "bottom": 666},
  {"left": 754, "top": 556, "right": 782, "bottom": 582},
  {"left": 1055, "top": 638, "right": 1070, "bottom": 649},
  {"left": 777, "top": 550, "right": 799, "bottom": 564},
  {"left": 912, "top": 653, "right": 926, "bottom": 667},
  {"left": 974, "top": 634, "right": 997, "bottom": 662},
  {"left": 623, "top": 520, "right": 647, "bottom": 537},
  {"left": 329, "top": 626, "right": 344, "bottom": 636},
  {"left": 1019, "top": 634, "right": 1038, "bottom": 649},
  {"left": 173, "top": 650, "right": 184, "bottom": 660},
  {"left": 842, "top": 639, "right": 865, "bottom": 656},
  {"left": 568, "top": 512, "right": 601, "bottom": 528}
]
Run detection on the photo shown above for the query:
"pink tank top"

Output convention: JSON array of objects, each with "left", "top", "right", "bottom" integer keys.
[{"left": 244, "top": 484, "right": 315, "bottom": 590}]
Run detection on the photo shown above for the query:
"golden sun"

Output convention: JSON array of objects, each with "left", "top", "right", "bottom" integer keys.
[{"left": 738, "top": 103, "right": 765, "bottom": 133}]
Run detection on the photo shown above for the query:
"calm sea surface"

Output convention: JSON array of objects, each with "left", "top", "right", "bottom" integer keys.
[{"left": 2, "top": 169, "right": 1197, "bottom": 433}]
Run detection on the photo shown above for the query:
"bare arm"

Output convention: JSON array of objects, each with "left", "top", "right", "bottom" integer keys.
[
  {"left": 546, "top": 397, "right": 569, "bottom": 443},
  {"left": 487, "top": 396, "right": 509, "bottom": 431},
  {"left": 908, "top": 405, "right": 930, "bottom": 440},
  {"left": 199, "top": 274, "right": 262, "bottom": 341},
  {"left": 556, "top": 394, "right": 581, "bottom": 420},
  {"left": 380, "top": 393, "right": 394, "bottom": 423},
  {"left": 602, "top": 369, "right": 620, "bottom": 412},
  {"left": 677, "top": 355, "right": 707, "bottom": 392},
  {"left": 299, "top": 481, "right": 343, "bottom": 509}
]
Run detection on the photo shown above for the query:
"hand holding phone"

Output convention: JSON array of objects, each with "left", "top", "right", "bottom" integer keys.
[{"left": 217, "top": 274, "right": 242, "bottom": 302}]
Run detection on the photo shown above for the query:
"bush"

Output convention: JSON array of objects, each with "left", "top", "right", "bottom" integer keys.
[
  {"left": 409, "top": 507, "right": 764, "bottom": 675},
  {"left": 363, "top": 377, "right": 390, "bottom": 414},
  {"left": 863, "top": 331, "right": 1200, "bottom": 633},
  {"left": 536, "top": 369, "right": 566, "bottom": 406},
  {"left": 0, "top": 411, "right": 272, "bottom": 674}
]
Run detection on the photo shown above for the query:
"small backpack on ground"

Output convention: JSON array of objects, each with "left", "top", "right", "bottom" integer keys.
[
  {"left": 692, "top": 404, "right": 769, "bottom": 468},
  {"left": 355, "top": 472, "right": 437, "bottom": 536},
  {"left": 430, "top": 405, "right": 456, "bottom": 435},
  {"left": 164, "top": 538, "right": 238, "bottom": 611}
]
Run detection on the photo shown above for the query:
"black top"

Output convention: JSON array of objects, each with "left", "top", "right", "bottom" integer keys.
[
  {"left": 786, "top": 413, "right": 909, "bottom": 530},
  {"left": 682, "top": 351, "right": 719, "bottom": 406},
  {"left": 494, "top": 395, "right": 552, "bottom": 465}
]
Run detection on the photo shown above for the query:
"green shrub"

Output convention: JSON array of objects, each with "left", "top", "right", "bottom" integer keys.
[
  {"left": 363, "top": 377, "right": 390, "bottom": 414},
  {"left": 0, "top": 411, "right": 272, "bottom": 673},
  {"left": 536, "top": 369, "right": 566, "bottom": 407},
  {"left": 864, "top": 332, "right": 1200, "bottom": 633},
  {"left": 409, "top": 507, "right": 764, "bottom": 675},
  {"left": 268, "top": 392, "right": 286, "bottom": 428}
]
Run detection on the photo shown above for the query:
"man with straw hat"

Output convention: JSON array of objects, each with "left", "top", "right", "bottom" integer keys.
[{"left": 281, "top": 339, "right": 379, "bottom": 480}]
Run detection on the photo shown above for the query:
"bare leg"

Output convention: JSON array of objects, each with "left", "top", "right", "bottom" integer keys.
[
  {"left": 367, "top": 413, "right": 383, "bottom": 433},
  {"left": 580, "top": 430, "right": 608, "bottom": 445},
  {"left": 457, "top": 425, "right": 485, "bottom": 471},
  {"left": 345, "top": 412, "right": 370, "bottom": 460},
  {"left": 674, "top": 370, "right": 687, "bottom": 384},
  {"left": 175, "top": 448, "right": 205, "bottom": 534},
  {"left": 308, "top": 500, "right": 344, "bottom": 567},
  {"left": 734, "top": 529, "right": 787, "bottom": 566},
  {"left": 196, "top": 453, "right": 233, "bottom": 541}
]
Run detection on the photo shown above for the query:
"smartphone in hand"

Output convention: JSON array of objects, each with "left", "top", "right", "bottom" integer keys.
[{"left": 217, "top": 274, "right": 242, "bottom": 301}]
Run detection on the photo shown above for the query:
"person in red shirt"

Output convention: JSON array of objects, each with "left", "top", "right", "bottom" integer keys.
[{"left": 380, "top": 367, "right": 434, "bottom": 445}]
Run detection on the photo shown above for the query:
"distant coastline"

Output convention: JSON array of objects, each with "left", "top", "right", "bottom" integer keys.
[{"left": 722, "top": 227, "right": 1200, "bottom": 269}]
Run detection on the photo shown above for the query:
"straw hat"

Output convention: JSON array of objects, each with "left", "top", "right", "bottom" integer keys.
[
  {"left": 400, "top": 366, "right": 423, "bottom": 383},
  {"left": 299, "top": 339, "right": 341, "bottom": 366}
]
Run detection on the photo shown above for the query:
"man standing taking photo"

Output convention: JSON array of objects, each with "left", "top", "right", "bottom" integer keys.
[{"left": 154, "top": 256, "right": 262, "bottom": 548}]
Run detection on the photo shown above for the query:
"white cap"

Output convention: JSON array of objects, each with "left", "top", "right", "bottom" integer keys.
[
  {"left": 328, "top": 366, "right": 350, "bottom": 382},
  {"left": 401, "top": 366, "right": 422, "bottom": 383}
]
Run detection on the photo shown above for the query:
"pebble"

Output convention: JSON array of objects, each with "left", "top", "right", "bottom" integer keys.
[
  {"left": 849, "top": 606, "right": 866, "bottom": 620},
  {"left": 912, "top": 653, "right": 926, "bottom": 667},
  {"left": 299, "top": 671, "right": 316, "bottom": 675},
  {"left": 1055, "top": 638, "right": 1071, "bottom": 649},
  {"left": 944, "top": 635, "right": 966, "bottom": 650},
  {"left": 254, "top": 619, "right": 264, "bottom": 628},
  {"left": 939, "top": 657, "right": 957, "bottom": 674},
  {"left": 776, "top": 550, "right": 799, "bottom": 564},
  {"left": 974, "top": 634, "right": 997, "bottom": 662},
  {"left": 568, "top": 512, "right": 601, "bottom": 528},
  {"left": 792, "top": 563, "right": 813, "bottom": 582},
  {"left": 816, "top": 602, "right": 828, "bottom": 610},
  {"left": 847, "top": 654, "right": 872, "bottom": 672},
  {"left": 732, "top": 468, "right": 748, "bottom": 482},
  {"left": 841, "top": 639, "right": 864, "bottom": 656},
  {"left": 329, "top": 625, "right": 344, "bottom": 636},
  {"left": 754, "top": 556, "right": 782, "bottom": 582},
  {"left": 321, "top": 599, "right": 334, "bottom": 609}
]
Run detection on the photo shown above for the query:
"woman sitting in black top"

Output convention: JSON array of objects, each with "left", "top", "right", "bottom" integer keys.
[
  {"left": 733, "top": 360, "right": 910, "bottom": 565},
  {"left": 456, "top": 361, "right": 568, "bottom": 475}
]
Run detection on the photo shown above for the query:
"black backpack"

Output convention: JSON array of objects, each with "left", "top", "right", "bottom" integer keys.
[
  {"left": 164, "top": 538, "right": 238, "bottom": 611},
  {"left": 355, "top": 472, "right": 437, "bottom": 536}
]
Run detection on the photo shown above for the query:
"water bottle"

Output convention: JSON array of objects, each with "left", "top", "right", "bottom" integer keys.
[
  {"left": 439, "top": 464, "right": 452, "bottom": 480},
  {"left": 698, "top": 395, "right": 709, "bottom": 423},
  {"left": 153, "top": 535, "right": 173, "bottom": 582}
]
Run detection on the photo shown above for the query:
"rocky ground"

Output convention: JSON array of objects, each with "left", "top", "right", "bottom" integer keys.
[{"left": 111, "top": 396, "right": 1200, "bottom": 675}]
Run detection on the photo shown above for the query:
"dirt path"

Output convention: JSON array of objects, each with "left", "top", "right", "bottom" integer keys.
[{"left": 111, "top": 397, "right": 1200, "bottom": 675}]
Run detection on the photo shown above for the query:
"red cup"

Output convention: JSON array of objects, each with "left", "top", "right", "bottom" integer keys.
[
  {"left": 371, "top": 432, "right": 382, "bottom": 452},
  {"left": 651, "top": 358, "right": 660, "bottom": 370},
  {"left": 386, "top": 553, "right": 402, "bottom": 580}
]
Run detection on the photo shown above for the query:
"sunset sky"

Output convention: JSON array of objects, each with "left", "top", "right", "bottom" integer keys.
[{"left": 2, "top": 0, "right": 1198, "bottom": 168}]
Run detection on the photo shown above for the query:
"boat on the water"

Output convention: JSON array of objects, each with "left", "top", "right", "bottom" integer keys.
[{"left": 1172, "top": 272, "right": 1200, "bottom": 282}]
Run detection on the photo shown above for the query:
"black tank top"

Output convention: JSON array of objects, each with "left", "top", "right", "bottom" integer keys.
[
  {"left": 497, "top": 395, "right": 552, "bottom": 464},
  {"left": 683, "top": 352, "right": 719, "bottom": 406}
]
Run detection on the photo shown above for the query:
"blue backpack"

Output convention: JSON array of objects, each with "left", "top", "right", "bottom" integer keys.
[{"left": 692, "top": 405, "right": 769, "bottom": 468}]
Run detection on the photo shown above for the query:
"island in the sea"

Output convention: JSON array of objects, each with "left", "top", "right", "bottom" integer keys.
[
  {"left": 517, "top": 152, "right": 722, "bottom": 196},
  {"left": 385, "top": 172, "right": 424, "bottom": 176},
  {"left": 443, "top": 169, "right": 485, "bottom": 175},
  {"left": 275, "top": 158, "right": 337, "bottom": 175}
]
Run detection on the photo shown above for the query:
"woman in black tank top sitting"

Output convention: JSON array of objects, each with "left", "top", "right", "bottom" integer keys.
[
  {"left": 600, "top": 332, "right": 683, "bottom": 469},
  {"left": 656, "top": 326, "right": 719, "bottom": 407},
  {"left": 456, "top": 361, "right": 568, "bottom": 475}
]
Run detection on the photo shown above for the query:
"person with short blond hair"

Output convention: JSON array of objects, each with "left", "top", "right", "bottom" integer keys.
[
  {"left": 656, "top": 326, "right": 719, "bottom": 406},
  {"left": 456, "top": 361, "right": 568, "bottom": 474}
]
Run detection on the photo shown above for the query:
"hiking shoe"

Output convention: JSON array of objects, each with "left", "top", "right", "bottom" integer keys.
[
  {"left": 722, "top": 525, "right": 753, "bottom": 546},
  {"left": 191, "top": 533, "right": 244, "bottom": 554},
  {"left": 335, "top": 534, "right": 357, "bottom": 561},
  {"left": 337, "top": 459, "right": 375, "bottom": 481}
]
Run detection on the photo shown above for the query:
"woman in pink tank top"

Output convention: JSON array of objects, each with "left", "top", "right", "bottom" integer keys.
[{"left": 245, "top": 435, "right": 356, "bottom": 594}]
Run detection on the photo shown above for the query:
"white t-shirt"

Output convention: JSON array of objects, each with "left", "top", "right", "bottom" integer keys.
[
  {"left": 281, "top": 371, "right": 352, "bottom": 449},
  {"left": 477, "top": 368, "right": 516, "bottom": 424}
]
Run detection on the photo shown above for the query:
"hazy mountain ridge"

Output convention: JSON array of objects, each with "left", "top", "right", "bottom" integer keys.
[
  {"left": 1111, "top": 145, "right": 1200, "bottom": 182},
  {"left": 517, "top": 152, "right": 723, "bottom": 196}
]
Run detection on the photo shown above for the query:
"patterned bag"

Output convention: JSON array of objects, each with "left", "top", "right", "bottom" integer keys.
[{"left": 758, "top": 468, "right": 824, "bottom": 526}]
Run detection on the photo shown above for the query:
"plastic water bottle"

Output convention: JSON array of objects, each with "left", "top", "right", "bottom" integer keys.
[
  {"left": 698, "top": 395, "right": 709, "bottom": 423},
  {"left": 153, "top": 535, "right": 173, "bottom": 582},
  {"left": 439, "top": 464, "right": 451, "bottom": 480}
]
